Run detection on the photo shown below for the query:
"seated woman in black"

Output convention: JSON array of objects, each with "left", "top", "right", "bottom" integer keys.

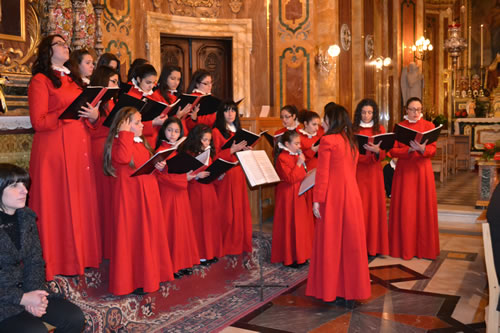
[{"left": 0, "top": 164, "right": 85, "bottom": 333}]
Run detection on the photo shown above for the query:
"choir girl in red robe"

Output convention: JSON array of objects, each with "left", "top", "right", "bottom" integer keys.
[
  {"left": 158, "top": 65, "right": 194, "bottom": 132},
  {"left": 127, "top": 63, "right": 167, "bottom": 147},
  {"left": 127, "top": 58, "right": 149, "bottom": 83},
  {"left": 271, "top": 130, "right": 314, "bottom": 267},
  {"left": 306, "top": 102, "right": 371, "bottom": 304},
  {"left": 353, "top": 99, "right": 389, "bottom": 257},
  {"left": 155, "top": 117, "right": 201, "bottom": 278},
  {"left": 275, "top": 105, "right": 300, "bottom": 136},
  {"left": 65, "top": 49, "right": 94, "bottom": 87},
  {"left": 212, "top": 100, "right": 253, "bottom": 255},
  {"left": 178, "top": 124, "right": 224, "bottom": 265},
  {"left": 89, "top": 66, "right": 120, "bottom": 259},
  {"left": 28, "top": 35, "right": 102, "bottom": 280},
  {"left": 185, "top": 69, "right": 217, "bottom": 130},
  {"left": 297, "top": 110, "right": 324, "bottom": 211},
  {"left": 388, "top": 97, "right": 439, "bottom": 260},
  {"left": 103, "top": 107, "right": 174, "bottom": 295}
]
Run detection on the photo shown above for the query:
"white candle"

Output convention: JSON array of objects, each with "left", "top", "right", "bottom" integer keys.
[{"left": 480, "top": 24, "right": 484, "bottom": 68}]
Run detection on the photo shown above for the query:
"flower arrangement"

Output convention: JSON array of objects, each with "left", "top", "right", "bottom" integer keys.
[{"left": 482, "top": 141, "right": 500, "bottom": 161}]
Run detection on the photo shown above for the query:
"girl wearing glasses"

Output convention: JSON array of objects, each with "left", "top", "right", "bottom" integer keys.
[
  {"left": 388, "top": 97, "right": 439, "bottom": 260},
  {"left": 185, "top": 69, "right": 217, "bottom": 130},
  {"left": 28, "top": 34, "right": 102, "bottom": 280},
  {"left": 352, "top": 99, "right": 389, "bottom": 257},
  {"left": 275, "top": 105, "right": 300, "bottom": 136},
  {"left": 89, "top": 65, "right": 120, "bottom": 259}
]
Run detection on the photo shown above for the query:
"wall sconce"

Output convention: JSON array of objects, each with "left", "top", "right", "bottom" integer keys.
[
  {"left": 315, "top": 44, "right": 341, "bottom": 74},
  {"left": 411, "top": 36, "right": 433, "bottom": 61},
  {"left": 370, "top": 57, "right": 392, "bottom": 71}
]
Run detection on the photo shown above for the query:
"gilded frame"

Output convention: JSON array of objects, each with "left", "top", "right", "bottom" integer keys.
[{"left": 0, "top": 0, "right": 26, "bottom": 42}]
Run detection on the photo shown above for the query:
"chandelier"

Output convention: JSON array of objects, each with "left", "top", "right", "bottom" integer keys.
[{"left": 411, "top": 36, "right": 433, "bottom": 61}]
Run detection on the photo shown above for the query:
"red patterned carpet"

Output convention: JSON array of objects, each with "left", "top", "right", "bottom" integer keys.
[{"left": 48, "top": 233, "right": 309, "bottom": 333}]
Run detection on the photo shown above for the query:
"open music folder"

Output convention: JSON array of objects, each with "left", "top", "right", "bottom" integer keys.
[
  {"left": 354, "top": 132, "right": 396, "bottom": 155},
  {"left": 394, "top": 124, "right": 442, "bottom": 147},
  {"left": 59, "top": 86, "right": 120, "bottom": 120},
  {"left": 221, "top": 129, "right": 268, "bottom": 150},
  {"left": 235, "top": 150, "right": 280, "bottom": 188}
]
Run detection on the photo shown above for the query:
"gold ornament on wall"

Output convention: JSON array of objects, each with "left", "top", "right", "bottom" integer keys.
[
  {"left": 168, "top": 0, "right": 221, "bottom": 18},
  {"left": 229, "top": 0, "right": 243, "bottom": 14}
]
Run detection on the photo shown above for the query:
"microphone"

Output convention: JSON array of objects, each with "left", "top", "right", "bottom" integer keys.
[{"left": 297, "top": 149, "right": 307, "bottom": 172}]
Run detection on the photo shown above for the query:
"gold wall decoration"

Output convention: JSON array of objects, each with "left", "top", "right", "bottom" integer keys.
[
  {"left": 0, "top": 0, "right": 43, "bottom": 75},
  {"left": 167, "top": 0, "right": 222, "bottom": 18},
  {"left": 229, "top": 0, "right": 243, "bottom": 14}
]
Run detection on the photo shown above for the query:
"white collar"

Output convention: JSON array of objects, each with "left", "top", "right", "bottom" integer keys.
[
  {"left": 192, "top": 89, "right": 210, "bottom": 95},
  {"left": 403, "top": 114, "right": 423, "bottom": 123},
  {"left": 52, "top": 65, "right": 70, "bottom": 75},
  {"left": 133, "top": 136, "right": 143, "bottom": 143},
  {"left": 277, "top": 142, "right": 299, "bottom": 155},
  {"left": 204, "top": 145, "right": 211, "bottom": 151},
  {"left": 359, "top": 120, "right": 374, "bottom": 128},
  {"left": 131, "top": 78, "right": 154, "bottom": 96},
  {"left": 286, "top": 121, "right": 299, "bottom": 131},
  {"left": 298, "top": 128, "right": 316, "bottom": 138},
  {"left": 82, "top": 77, "right": 90, "bottom": 85},
  {"left": 168, "top": 89, "right": 177, "bottom": 94},
  {"left": 227, "top": 123, "right": 237, "bottom": 133},
  {"left": 162, "top": 138, "right": 181, "bottom": 146}
]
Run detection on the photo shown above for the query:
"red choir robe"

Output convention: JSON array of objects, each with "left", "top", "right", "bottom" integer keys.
[
  {"left": 212, "top": 128, "right": 253, "bottom": 255},
  {"left": 271, "top": 151, "right": 314, "bottom": 265},
  {"left": 306, "top": 134, "right": 371, "bottom": 301},
  {"left": 274, "top": 124, "right": 300, "bottom": 136},
  {"left": 89, "top": 99, "right": 115, "bottom": 259},
  {"left": 28, "top": 71, "right": 102, "bottom": 280},
  {"left": 185, "top": 91, "right": 217, "bottom": 131},
  {"left": 109, "top": 132, "right": 174, "bottom": 295},
  {"left": 298, "top": 127, "right": 324, "bottom": 211},
  {"left": 156, "top": 142, "right": 200, "bottom": 272},
  {"left": 388, "top": 119, "right": 440, "bottom": 260},
  {"left": 187, "top": 152, "right": 224, "bottom": 260},
  {"left": 355, "top": 125, "right": 389, "bottom": 256},
  {"left": 127, "top": 86, "right": 166, "bottom": 147}
]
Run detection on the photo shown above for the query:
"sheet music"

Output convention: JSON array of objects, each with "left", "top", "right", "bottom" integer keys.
[{"left": 236, "top": 150, "right": 280, "bottom": 187}]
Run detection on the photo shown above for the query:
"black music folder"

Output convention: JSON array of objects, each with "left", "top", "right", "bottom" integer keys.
[
  {"left": 354, "top": 133, "right": 396, "bottom": 155},
  {"left": 59, "top": 86, "right": 120, "bottom": 120},
  {"left": 221, "top": 129, "right": 268, "bottom": 150},
  {"left": 197, "top": 158, "right": 238, "bottom": 184},
  {"left": 394, "top": 124, "right": 442, "bottom": 147}
]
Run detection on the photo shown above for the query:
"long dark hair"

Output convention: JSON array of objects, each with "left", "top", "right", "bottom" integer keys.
[
  {"left": 0, "top": 164, "right": 30, "bottom": 212},
  {"left": 178, "top": 124, "right": 215, "bottom": 158},
  {"left": 134, "top": 64, "right": 157, "bottom": 81},
  {"left": 353, "top": 98, "right": 381, "bottom": 134},
  {"left": 31, "top": 34, "right": 67, "bottom": 88},
  {"left": 90, "top": 66, "right": 119, "bottom": 116},
  {"left": 103, "top": 107, "right": 152, "bottom": 177},
  {"left": 96, "top": 53, "right": 120, "bottom": 71},
  {"left": 187, "top": 69, "right": 211, "bottom": 93},
  {"left": 213, "top": 100, "right": 241, "bottom": 139},
  {"left": 155, "top": 116, "right": 184, "bottom": 151},
  {"left": 65, "top": 49, "right": 93, "bottom": 88},
  {"left": 323, "top": 102, "right": 357, "bottom": 159},
  {"left": 158, "top": 65, "right": 183, "bottom": 102},
  {"left": 127, "top": 58, "right": 148, "bottom": 82},
  {"left": 274, "top": 130, "right": 300, "bottom": 161}
]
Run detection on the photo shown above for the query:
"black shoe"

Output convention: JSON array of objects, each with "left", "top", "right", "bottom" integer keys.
[
  {"left": 286, "top": 262, "right": 301, "bottom": 268},
  {"left": 209, "top": 257, "right": 219, "bottom": 263},
  {"left": 182, "top": 268, "right": 193, "bottom": 275},
  {"left": 174, "top": 272, "right": 183, "bottom": 279},
  {"left": 132, "top": 288, "right": 147, "bottom": 295},
  {"left": 199, "top": 260, "right": 211, "bottom": 266}
]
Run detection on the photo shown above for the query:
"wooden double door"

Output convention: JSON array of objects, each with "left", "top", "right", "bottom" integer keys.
[{"left": 160, "top": 36, "right": 233, "bottom": 101}]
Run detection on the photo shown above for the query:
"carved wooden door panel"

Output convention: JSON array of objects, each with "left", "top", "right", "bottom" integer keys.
[
  {"left": 160, "top": 36, "right": 232, "bottom": 100},
  {"left": 160, "top": 37, "right": 190, "bottom": 93},
  {"left": 191, "top": 39, "right": 232, "bottom": 101}
]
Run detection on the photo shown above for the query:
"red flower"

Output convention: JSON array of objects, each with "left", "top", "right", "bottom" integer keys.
[{"left": 484, "top": 143, "right": 495, "bottom": 150}]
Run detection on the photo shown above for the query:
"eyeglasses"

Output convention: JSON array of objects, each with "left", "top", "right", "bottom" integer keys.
[
  {"left": 200, "top": 81, "right": 213, "bottom": 86},
  {"left": 51, "top": 41, "right": 69, "bottom": 48},
  {"left": 280, "top": 114, "right": 292, "bottom": 119},
  {"left": 407, "top": 108, "right": 423, "bottom": 113}
]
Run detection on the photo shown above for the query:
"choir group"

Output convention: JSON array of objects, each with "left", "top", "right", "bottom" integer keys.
[{"left": 0, "top": 32, "right": 441, "bottom": 331}]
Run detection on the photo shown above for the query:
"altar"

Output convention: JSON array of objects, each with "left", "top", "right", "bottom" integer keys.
[{"left": 454, "top": 117, "right": 500, "bottom": 151}]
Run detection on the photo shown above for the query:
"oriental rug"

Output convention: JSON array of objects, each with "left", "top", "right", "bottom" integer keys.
[{"left": 48, "top": 233, "right": 309, "bottom": 333}]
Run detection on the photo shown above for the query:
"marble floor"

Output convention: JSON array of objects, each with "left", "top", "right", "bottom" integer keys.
[{"left": 219, "top": 171, "right": 490, "bottom": 332}]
